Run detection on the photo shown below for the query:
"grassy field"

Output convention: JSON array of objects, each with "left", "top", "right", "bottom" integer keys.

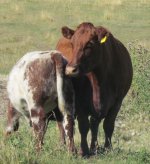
[
  {"left": 0, "top": 0, "right": 150, "bottom": 74},
  {"left": 0, "top": 0, "right": 150, "bottom": 163}
]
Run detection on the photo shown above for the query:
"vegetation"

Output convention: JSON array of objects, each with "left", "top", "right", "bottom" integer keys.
[
  {"left": 0, "top": 0, "right": 150, "bottom": 74},
  {"left": 0, "top": 0, "right": 149, "bottom": 163}
]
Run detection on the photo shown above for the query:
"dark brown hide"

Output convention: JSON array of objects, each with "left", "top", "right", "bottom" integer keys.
[
  {"left": 61, "top": 22, "right": 133, "bottom": 154},
  {"left": 86, "top": 72, "right": 100, "bottom": 113},
  {"left": 56, "top": 37, "right": 101, "bottom": 156},
  {"left": 56, "top": 37, "right": 100, "bottom": 113},
  {"left": 24, "top": 58, "right": 56, "bottom": 105}
]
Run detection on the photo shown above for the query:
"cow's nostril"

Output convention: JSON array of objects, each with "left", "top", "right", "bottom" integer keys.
[
  {"left": 72, "top": 67, "right": 78, "bottom": 73},
  {"left": 66, "top": 66, "right": 79, "bottom": 75}
]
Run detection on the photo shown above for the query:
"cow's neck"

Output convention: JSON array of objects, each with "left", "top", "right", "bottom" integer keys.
[
  {"left": 85, "top": 42, "right": 112, "bottom": 114},
  {"left": 93, "top": 44, "right": 113, "bottom": 83},
  {"left": 86, "top": 61, "right": 107, "bottom": 114},
  {"left": 86, "top": 72, "right": 101, "bottom": 114}
]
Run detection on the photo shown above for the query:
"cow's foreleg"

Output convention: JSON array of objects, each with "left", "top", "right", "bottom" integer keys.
[
  {"left": 6, "top": 101, "right": 20, "bottom": 135},
  {"left": 31, "top": 107, "right": 46, "bottom": 152},
  {"left": 90, "top": 116, "right": 101, "bottom": 155},
  {"left": 77, "top": 115, "right": 90, "bottom": 157},
  {"left": 103, "top": 102, "right": 121, "bottom": 150}
]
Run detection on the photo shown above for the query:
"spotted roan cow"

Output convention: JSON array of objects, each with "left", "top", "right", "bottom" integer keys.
[
  {"left": 61, "top": 22, "right": 133, "bottom": 155},
  {"left": 6, "top": 50, "right": 76, "bottom": 153}
]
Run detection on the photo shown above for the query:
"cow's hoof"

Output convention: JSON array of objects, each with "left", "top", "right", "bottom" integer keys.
[
  {"left": 79, "top": 149, "right": 90, "bottom": 158},
  {"left": 104, "top": 146, "right": 112, "bottom": 153},
  {"left": 5, "top": 131, "right": 11, "bottom": 136},
  {"left": 96, "top": 146, "right": 112, "bottom": 154},
  {"left": 4, "top": 129, "right": 12, "bottom": 137},
  {"left": 69, "top": 146, "right": 77, "bottom": 155},
  {"left": 90, "top": 148, "right": 97, "bottom": 156}
]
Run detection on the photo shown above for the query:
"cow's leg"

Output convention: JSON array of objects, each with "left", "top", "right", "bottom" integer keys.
[
  {"left": 103, "top": 102, "right": 122, "bottom": 150},
  {"left": 61, "top": 83, "right": 76, "bottom": 153},
  {"left": 31, "top": 106, "right": 46, "bottom": 151},
  {"left": 61, "top": 113, "right": 75, "bottom": 153},
  {"left": 53, "top": 106, "right": 66, "bottom": 145},
  {"left": 60, "top": 81, "right": 76, "bottom": 154},
  {"left": 77, "top": 115, "right": 90, "bottom": 157},
  {"left": 89, "top": 116, "right": 101, "bottom": 155},
  {"left": 53, "top": 53, "right": 76, "bottom": 153},
  {"left": 6, "top": 101, "right": 20, "bottom": 135}
]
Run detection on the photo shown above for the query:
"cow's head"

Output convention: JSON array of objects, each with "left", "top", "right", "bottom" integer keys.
[{"left": 62, "top": 22, "right": 109, "bottom": 76}]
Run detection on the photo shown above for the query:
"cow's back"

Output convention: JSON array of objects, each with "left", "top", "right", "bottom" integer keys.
[
  {"left": 113, "top": 37, "right": 133, "bottom": 91},
  {"left": 7, "top": 51, "right": 58, "bottom": 115},
  {"left": 102, "top": 35, "right": 133, "bottom": 98}
]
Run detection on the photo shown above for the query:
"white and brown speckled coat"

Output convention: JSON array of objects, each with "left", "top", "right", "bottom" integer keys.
[{"left": 6, "top": 50, "right": 76, "bottom": 153}]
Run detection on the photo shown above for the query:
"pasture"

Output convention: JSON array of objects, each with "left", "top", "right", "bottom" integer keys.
[{"left": 0, "top": 0, "right": 150, "bottom": 163}]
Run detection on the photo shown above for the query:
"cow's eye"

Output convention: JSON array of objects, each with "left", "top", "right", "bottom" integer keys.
[
  {"left": 83, "top": 44, "right": 92, "bottom": 57},
  {"left": 89, "top": 40, "right": 95, "bottom": 44},
  {"left": 85, "top": 41, "right": 93, "bottom": 49}
]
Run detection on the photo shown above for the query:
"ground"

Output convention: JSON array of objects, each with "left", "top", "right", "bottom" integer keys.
[
  {"left": 0, "top": 75, "right": 7, "bottom": 117},
  {"left": 0, "top": 67, "right": 149, "bottom": 163}
]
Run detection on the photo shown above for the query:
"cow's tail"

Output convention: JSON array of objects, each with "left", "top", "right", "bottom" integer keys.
[
  {"left": 52, "top": 52, "right": 76, "bottom": 152},
  {"left": 52, "top": 53, "right": 66, "bottom": 112},
  {"left": 51, "top": 52, "right": 74, "bottom": 115}
]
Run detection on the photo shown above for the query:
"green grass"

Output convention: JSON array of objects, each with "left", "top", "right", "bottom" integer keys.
[
  {"left": 0, "top": 0, "right": 150, "bottom": 163},
  {"left": 0, "top": 116, "right": 150, "bottom": 164},
  {"left": 0, "top": 0, "right": 150, "bottom": 74}
]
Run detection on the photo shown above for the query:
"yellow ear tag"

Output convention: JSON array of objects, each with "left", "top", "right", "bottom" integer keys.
[{"left": 100, "top": 36, "right": 107, "bottom": 44}]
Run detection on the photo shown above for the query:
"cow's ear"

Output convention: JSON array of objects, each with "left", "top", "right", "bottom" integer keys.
[
  {"left": 95, "top": 27, "right": 109, "bottom": 44},
  {"left": 61, "top": 26, "right": 74, "bottom": 39}
]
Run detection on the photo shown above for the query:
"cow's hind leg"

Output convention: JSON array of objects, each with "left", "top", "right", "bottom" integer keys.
[
  {"left": 77, "top": 115, "right": 90, "bottom": 157},
  {"left": 56, "top": 106, "right": 75, "bottom": 153},
  {"left": 63, "top": 114, "right": 76, "bottom": 153},
  {"left": 60, "top": 82, "right": 76, "bottom": 154},
  {"left": 6, "top": 101, "right": 20, "bottom": 135},
  {"left": 90, "top": 116, "right": 101, "bottom": 155},
  {"left": 53, "top": 53, "right": 76, "bottom": 154},
  {"left": 103, "top": 102, "right": 122, "bottom": 150},
  {"left": 31, "top": 106, "right": 46, "bottom": 151},
  {"left": 47, "top": 106, "right": 66, "bottom": 145},
  {"left": 53, "top": 106, "right": 66, "bottom": 145}
]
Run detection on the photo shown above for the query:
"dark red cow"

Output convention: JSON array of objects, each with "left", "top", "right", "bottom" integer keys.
[
  {"left": 56, "top": 37, "right": 102, "bottom": 156},
  {"left": 61, "top": 22, "right": 133, "bottom": 155}
]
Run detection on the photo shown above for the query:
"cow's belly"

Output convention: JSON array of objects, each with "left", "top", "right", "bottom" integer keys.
[
  {"left": 8, "top": 75, "right": 57, "bottom": 117},
  {"left": 7, "top": 67, "right": 27, "bottom": 112},
  {"left": 43, "top": 98, "right": 57, "bottom": 114}
]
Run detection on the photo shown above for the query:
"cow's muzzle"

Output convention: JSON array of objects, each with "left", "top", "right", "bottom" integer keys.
[{"left": 65, "top": 66, "right": 79, "bottom": 76}]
